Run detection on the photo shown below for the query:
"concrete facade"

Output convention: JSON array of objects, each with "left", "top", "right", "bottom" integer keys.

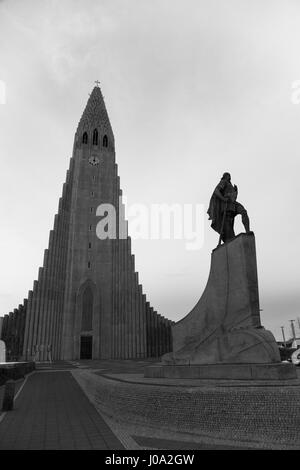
[{"left": 2, "top": 86, "right": 173, "bottom": 361}]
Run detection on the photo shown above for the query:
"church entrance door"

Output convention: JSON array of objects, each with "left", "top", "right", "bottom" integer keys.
[{"left": 80, "top": 336, "right": 92, "bottom": 359}]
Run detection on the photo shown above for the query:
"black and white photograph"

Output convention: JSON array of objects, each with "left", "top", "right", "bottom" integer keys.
[{"left": 0, "top": 0, "right": 299, "bottom": 456}]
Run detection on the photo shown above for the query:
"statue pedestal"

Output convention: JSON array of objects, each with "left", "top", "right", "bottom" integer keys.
[
  {"left": 145, "top": 362, "right": 296, "bottom": 380},
  {"left": 145, "top": 233, "right": 297, "bottom": 380}
]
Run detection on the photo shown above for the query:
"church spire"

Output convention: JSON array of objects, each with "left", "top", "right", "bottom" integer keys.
[{"left": 76, "top": 84, "right": 114, "bottom": 144}]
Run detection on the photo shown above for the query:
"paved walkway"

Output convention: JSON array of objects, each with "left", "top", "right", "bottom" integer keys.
[{"left": 0, "top": 371, "right": 124, "bottom": 450}]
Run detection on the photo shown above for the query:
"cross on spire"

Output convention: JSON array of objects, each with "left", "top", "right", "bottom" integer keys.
[{"left": 95, "top": 80, "right": 100, "bottom": 87}]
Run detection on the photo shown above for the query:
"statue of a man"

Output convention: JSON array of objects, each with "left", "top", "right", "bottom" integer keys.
[{"left": 207, "top": 172, "right": 250, "bottom": 243}]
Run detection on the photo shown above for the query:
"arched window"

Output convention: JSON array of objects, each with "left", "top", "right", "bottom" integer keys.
[
  {"left": 92, "top": 128, "right": 98, "bottom": 146},
  {"left": 103, "top": 135, "right": 108, "bottom": 147},
  {"left": 82, "top": 132, "right": 88, "bottom": 144},
  {"left": 81, "top": 286, "right": 93, "bottom": 331}
]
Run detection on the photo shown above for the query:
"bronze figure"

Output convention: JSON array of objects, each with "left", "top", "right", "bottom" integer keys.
[{"left": 207, "top": 172, "right": 250, "bottom": 243}]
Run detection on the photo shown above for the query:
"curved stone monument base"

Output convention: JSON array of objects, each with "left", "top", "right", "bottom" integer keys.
[
  {"left": 145, "top": 233, "right": 297, "bottom": 380},
  {"left": 162, "top": 327, "right": 280, "bottom": 365}
]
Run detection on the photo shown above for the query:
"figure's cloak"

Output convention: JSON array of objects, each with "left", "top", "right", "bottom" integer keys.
[{"left": 207, "top": 194, "right": 224, "bottom": 235}]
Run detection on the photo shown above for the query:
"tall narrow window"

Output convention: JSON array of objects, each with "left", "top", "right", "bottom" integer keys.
[
  {"left": 92, "top": 128, "right": 98, "bottom": 146},
  {"left": 89, "top": 225, "right": 92, "bottom": 231},
  {"left": 88, "top": 261, "right": 91, "bottom": 269},
  {"left": 90, "top": 207, "right": 93, "bottom": 213},
  {"left": 82, "top": 132, "right": 88, "bottom": 144},
  {"left": 103, "top": 135, "right": 108, "bottom": 147},
  {"left": 81, "top": 286, "right": 93, "bottom": 331},
  {"left": 88, "top": 242, "right": 92, "bottom": 249}
]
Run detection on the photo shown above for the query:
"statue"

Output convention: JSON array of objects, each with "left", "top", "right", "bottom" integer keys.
[{"left": 207, "top": 172, "right": 250, "bottom": 243}]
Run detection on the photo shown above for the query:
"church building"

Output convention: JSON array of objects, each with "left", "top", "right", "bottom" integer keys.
[{"left": 1, "top": 86, "right": 173, "bottom": 361}]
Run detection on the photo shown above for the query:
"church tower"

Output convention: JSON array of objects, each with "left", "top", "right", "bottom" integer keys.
[{"left": 8, "top": 85, "right": 174, "bottom": 361}]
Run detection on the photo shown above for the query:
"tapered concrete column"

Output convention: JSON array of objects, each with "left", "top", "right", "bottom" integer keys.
[
  {"left": 27, "top": 281, "right": 38, "bottom": 358},
  {"left": 127, "top": 252, "right": 133, "bottom": 358},
  {"left": 1, "top": 315, "right": 8, "bottom": 341},
  {"left": 111, "top": 238, "right": 115, "bottom": 358},
  {"left": 59, "top": 175, "right": 72, "bottom": 359},
  {"left": 115, "top": 184, "right": 121, "bottom": 358},
  {"left": 131, "top": 270, "right": 137, "bottom": 358},
  {"left": 157, "top": 314, "right": 161, "bottom": 357},
  {"left": 140, "top": 289, "right": 146, "bottom": 358},
  {"left": 115, "top": 239, "right": 120, "bottom": 358},
  {"left": 55, "top": 199, "right": 65, "bottom": 360},
  {"left": 126, "top": 247, "right": 133, "bottom": 358},
  {"left": 6, "top": 313, "right": 13, "bottom": 358},
  {"left": 121, "top": 237, "right": 126, "bottom": 358},
  {"left": 133, "top": 272, "right": 139, "bottom": 358},
  {"left": 52, "top": 208, "right": 63, "bottom": 360},
  {"left": 160, "top": 318, "right": 165, "bottom": 356},
  {"left": 124, "top": 237, "right": 130, "bottom": 358},
  {"left": 18, "top": 304, "right": 25, "bottom": 358},
  {"left": 37, "top": 250, "right": 49, "bottom": 361},
  {"left": 163, "top": 319, "right": 168, "bottom": 355},
  {"left": 22, "top": 290, "right": 33, "bottom": 360},
  {"left": 31, "top": 275, "right": 42, "bottom": 359},
  {"left": 119, "top": 238, "right": 123, "bottom": 358},
  {"left": 55, "top": 213, "right": 65, "bottom": 359},
  {"left": 167, "top": 322, "right": 172, "bottom": 352},
  {"left": 44, "top": 230, "right": 55, "bottom": 359},
  {"left": 153, "top": 311, "right": 157, "bottom": 357},
  {"left": 15, "top": 306, "right": 21, "bottom": 358},
  {"left": 12, "top": 309, "right": 18, "bottom": 358},
  {"left": 54, "top": 214, "right": 64, "bottom": 360},
  {"left": 146, "top": 302, "right": 151, "bottom": 357},
  {"left": 142, "top": 294, "right": 147, "bottom": 358},
  {"left": 56, "top": 210, "right": 66, "bottom": 359},
  {"left": 20, "top": 300, "right": 27, "bottom": 358},
  {"left": 50, "top": 219, "right": 60, "bottom": 359},
  {"left": 119, "top": 197, "right": 125, "bottom": 358},
  {"left": 150, "top": 308, "right": 154, "bottom": 357},
  {"left": 148, "top": 307, "right": 152, "bottom": 357},
  {"left": 43, "top": 232, "right": 55, "bottom": 360},
  {"left": 136, "top": 286, "right": 142, "bottom": 358},
  {"left": 111, "top": 239, "right": 116, "bottom": 358},
  {"left": 32, "top": 268, "right": 44, "bottom": 359},
  {"left": 151, "top": 308, "right": 155, "bottom": 357}
]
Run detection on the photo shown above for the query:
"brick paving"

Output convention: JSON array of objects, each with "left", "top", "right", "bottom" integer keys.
[
  {"left": 0, "top": 371, "right": 124, "bottom": 450},
  {"left": 75, "top": 366, "right": 300, "bottom": 449}
]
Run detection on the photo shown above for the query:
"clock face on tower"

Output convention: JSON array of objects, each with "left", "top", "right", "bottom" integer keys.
[{"left": 88, "top": 155, "right": 100, "bottom": 166}]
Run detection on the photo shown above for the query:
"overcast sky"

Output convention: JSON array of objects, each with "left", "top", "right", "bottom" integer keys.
[{"left": 0, "top": 0, "right": 299, "bottom": 340}]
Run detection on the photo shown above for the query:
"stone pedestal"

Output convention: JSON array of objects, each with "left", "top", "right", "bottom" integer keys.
[{"left": 145, "top": 233, "right": 297, "bottom": 380}]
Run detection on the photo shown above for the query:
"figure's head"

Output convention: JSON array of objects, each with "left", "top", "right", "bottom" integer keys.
[{"left": 222, "top": 172, "right": 231, "bottom": 181}]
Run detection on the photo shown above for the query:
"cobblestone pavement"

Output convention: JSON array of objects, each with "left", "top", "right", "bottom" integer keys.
[
  {"left": 72, "top": 362, "right": 300, "bottom": 450},
  {"left": 0, "top": 370, "right": 124, "bottom": 449}
]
